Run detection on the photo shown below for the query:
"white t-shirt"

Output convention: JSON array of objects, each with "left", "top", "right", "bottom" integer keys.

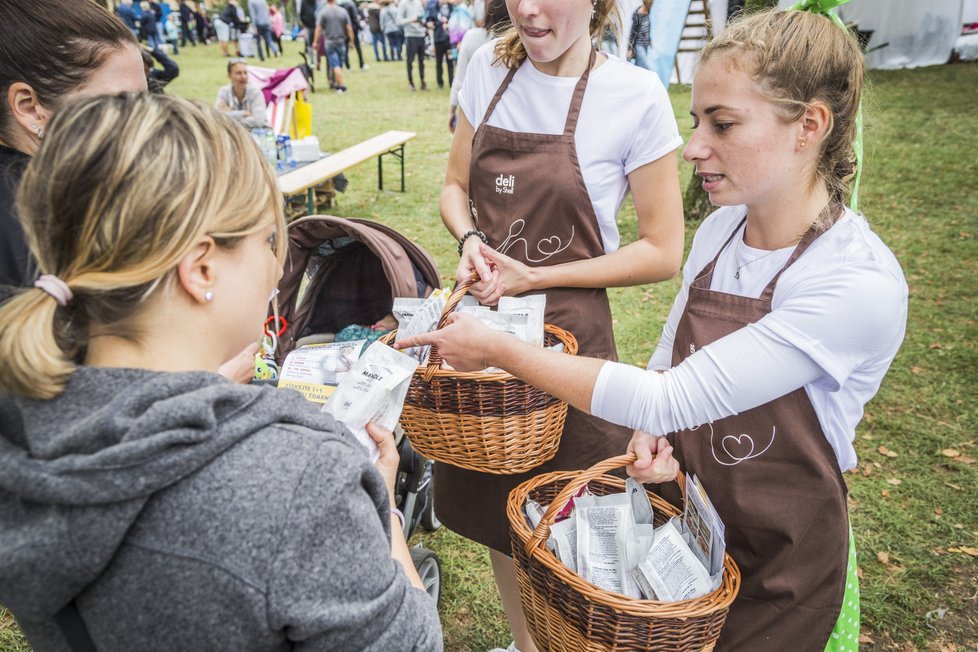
[
  {"left": 591, "top": 205, "right": 909, "bottom": 470},
  {"left": 459, "top": 40, "right": 682, "bottom": 253}
]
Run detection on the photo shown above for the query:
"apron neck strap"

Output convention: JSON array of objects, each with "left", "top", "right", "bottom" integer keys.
[
  {"left": 480, "top": 48, "right": 597, "bottom": 137},
  {"left": 692, "top": 217, "right": 746, "bottom": 288},
  {"left": 758, "top": 221, "right": 823, "bottom": 302}
]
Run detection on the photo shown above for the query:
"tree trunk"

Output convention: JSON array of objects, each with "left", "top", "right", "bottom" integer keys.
[{"left": 683, "top": 0, "right": 780, "bottom": 221}]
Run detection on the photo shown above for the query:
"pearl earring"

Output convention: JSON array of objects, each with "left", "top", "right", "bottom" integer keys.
[
  {"left": 204, "top": 291, "right": 214, "bottom": 302},
  {"left": 31, "top": 124, "right": 44, "bottom": 140},
  {"left": 799, "top": 139, "right": 807, "bottom": 148}
]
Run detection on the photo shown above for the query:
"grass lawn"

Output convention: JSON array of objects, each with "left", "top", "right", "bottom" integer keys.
[{"left": 1, "top": 38, "right": 975, "bottom": 652}]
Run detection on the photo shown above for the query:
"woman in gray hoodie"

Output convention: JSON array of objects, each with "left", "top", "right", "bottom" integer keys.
[{"left": 0, "top": 93, "right": 442, "bottom": 652}]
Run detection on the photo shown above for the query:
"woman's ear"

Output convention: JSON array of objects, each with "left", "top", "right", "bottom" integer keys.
[
  {"left": 800, "top": 100, "right": 832, "bottom": 147},
  {"left": 176, "top": 236, "right": 218, "bottom": 304},
  {"left": 5, "top": 83, "right": 51, "bottom": 153}
]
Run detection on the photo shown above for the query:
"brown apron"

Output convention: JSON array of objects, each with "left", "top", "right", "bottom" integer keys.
[
  {"left": 660, "top": 218, "right": 849, "bottom": 651},
  {"left": 434, "top": 50, "right": 633, "bottom": 553}
]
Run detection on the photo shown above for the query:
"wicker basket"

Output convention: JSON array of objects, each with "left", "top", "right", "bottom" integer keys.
[
  {"left": 507, "top": 454, "right": 741, "bottom": 651},
  {"left": 379, "top": 278, "right": 578, "bottom": 475}
]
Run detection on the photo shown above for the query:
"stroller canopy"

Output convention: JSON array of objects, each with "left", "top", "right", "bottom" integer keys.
[{"left": 275, "top": 215, "right": 441, "bottom": 361}]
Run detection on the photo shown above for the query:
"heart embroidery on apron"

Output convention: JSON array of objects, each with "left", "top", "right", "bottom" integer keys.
[
  {"left": 498, "top": 219, "right": 576, "bottom": 263},
  {"left": 706, "top": 423, "right": 777, "bottom": 466}
]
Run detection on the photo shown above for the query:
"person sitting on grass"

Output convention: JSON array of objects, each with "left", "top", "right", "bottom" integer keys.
[{"left": 215, "top": 58, "right": 269, "bottom": 128}]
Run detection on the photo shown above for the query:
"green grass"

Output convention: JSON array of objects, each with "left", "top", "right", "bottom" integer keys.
[{"left": 2, "top": 40, "right": 976, "bottom": 651}]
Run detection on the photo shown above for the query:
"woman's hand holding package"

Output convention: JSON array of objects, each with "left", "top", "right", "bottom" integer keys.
[
  {"left": 456, "top": 238, "right": 503, "bottom": 303},
  {"left": 396, "top": 312, "right": 498, "bottom": 372},
  {"left": 366, "top": 422, "right": 399, "bottom": 507},
  {"left": 626, "top": 430, "right": 679, "bottom": 484}
]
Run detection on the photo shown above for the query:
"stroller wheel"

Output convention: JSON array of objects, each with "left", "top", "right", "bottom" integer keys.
[{"left": 410, "top": 546, "right": 441, "bottom": 606}]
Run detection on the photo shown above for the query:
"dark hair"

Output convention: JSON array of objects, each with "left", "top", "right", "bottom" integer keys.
[
  {"left": 0, "top": 0, "right": 138, "bottom": 144},
  {"left": 484, "top": 0, "right": 507, "bottom": 33}
]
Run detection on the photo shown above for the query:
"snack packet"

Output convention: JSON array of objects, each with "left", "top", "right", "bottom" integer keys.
[
  {"left": 498, "top": 294, "right": 546, "bottom": 347},
  {"left": 321, "top": 342, "right": 419, "bottom": 461},
  {"left": 278, "top": 340, "right": 366, "bottom": 403}
]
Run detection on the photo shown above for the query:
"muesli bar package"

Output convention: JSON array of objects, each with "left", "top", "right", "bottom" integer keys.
[{"left": 321, "top": 342, "right": 419, "bottom": 461}]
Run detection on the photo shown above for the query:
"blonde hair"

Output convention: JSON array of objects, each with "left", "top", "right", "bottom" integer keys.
[
  {"left": 493, "top": 0, "right": 620, "bottom": 69},
  {"left": 0, "top": 93, "right": 287, "bottom": 399},
  {"left": 700, "top": 9, "right": 864, "bottom": 218}
]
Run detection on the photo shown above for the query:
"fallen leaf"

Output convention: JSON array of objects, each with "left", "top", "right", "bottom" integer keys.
[
  {"left": 910, "top": 366, "right": 922, "bottom": 374},
  {"left": 942, "top": 448, "right": 961, "bottom": 458},
  {"left": 856, "top": 566, "right": 863, "bottom": 579},
  {"left": 878, "top": 445, "right": 898, "bottom": 458},
  {"left": 935, "top": 507, "right": 943, "bottom": 515},
  {"left": 877, "top": 551, "right": 890, "bottom": 564},
  {"left": 861, "top": 465, "right": 873, "bottom": 477},
  {"left": 881, "top": 489, "right": 890, "bottom": 497},
  {"left": 948, "top": 546, "right": 978, "bottom": 557},
  {"left": 858, "top": 634, "right": 875, "bottom": 645},
  {"left": 887, "top": 478, "right": 902, "bottom": 486},
  {"left": 957, "top": 455, "right": 976, "bottom": 464},
  {"left": 945, "top": 482, "right": 962, "bottom": 490},
  {"left": 928, "top": 343, "right": 941, "bottom": 349}
]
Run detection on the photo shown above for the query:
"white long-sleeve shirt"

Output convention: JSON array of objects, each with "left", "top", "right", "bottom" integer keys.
[{"left": 591, "top": 205, "right": 908, "bottom": 471}]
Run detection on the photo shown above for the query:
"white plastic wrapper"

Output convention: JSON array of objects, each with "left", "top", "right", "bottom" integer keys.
[
  {"left": 626, "top": 477, "right": 655, "bottom": 526},
  {"left": 321, "top": 342, "right": 419, "bottom": 462},
  {"left": 394, "top": 288, "right": 451, "bottom": 363},
  {"left": 632, "top": 519, "right": 712, "bottom": 602},
  {"left": 550, "top": 514, "right": 578, "bottom": 573},
  {"left": 575, "top": 493, "right": 642, "bottom": 597},
  {"left": 278, "top": 340, "right": 366, "bottom": 403},
  {"left": 498, "top": 294, "right": 547, "bottom": 347}
]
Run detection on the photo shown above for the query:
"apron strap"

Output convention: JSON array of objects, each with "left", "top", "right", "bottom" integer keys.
[
  {"left": 480, "top": 48, "right": 598, "bottom": 136},
  {"left": 563, "top": 48, "right": 596, "bottom": 136},
  {"left": 758, "top": 222, "right": 824, "bottom": 303},
  {"left": 691, "top": 217, "right": 746, "bottom": 290},
  {"left": 481, "top": 65, "right": 519, "bottom": 128}
]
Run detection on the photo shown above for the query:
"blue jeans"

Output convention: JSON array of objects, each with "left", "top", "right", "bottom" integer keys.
[
  {"left": 633, "top": 43, "right": 653, "bottom": 71},
  {"left": 371, "top": 30, "right": 388, "bottom": 61},
  {"left": 255, "top": 23, "right": 278, "bottom": 60},
  {"left": 385, "top": 30, "right": 404, "bottom": 60},
  {"left": 326, "top": 43, "right": 346, "bottom": 71}
]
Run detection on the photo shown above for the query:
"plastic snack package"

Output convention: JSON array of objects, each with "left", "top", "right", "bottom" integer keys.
[
  {"left": 394, "top": 288, "right": 451, "bottom": 363},
  {"left": 321, "top": 342, "right": 419, "bottom": 461},
  {"left": 498, "top": 294, "right": 546, "bottom": 347},
  {"left": 278, "top": 340, "right": 367, "bottom": 403},
  {"left": 575, "top": 493, "right": 641, "bottom": 597}
]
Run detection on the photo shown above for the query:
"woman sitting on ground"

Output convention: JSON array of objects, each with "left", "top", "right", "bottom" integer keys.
[
  {"left": 215, "top": 58, "right": 269, "bottom": 129},
  {"left": 0, "top": 93, "right": 442, "bottom": 651}
]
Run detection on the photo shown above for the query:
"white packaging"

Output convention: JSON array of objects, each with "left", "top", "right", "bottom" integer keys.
[
  {"left": 292, "top": 136, "right": 321, "bottom": 162},
  {"left": 321, "top": 342, "right": 419, "bottom": 462},
  {"left": 498, "top": 294, "right": 546, "bottom": 347},
  {"left": 550, "top": 514, "right": 578, "bottom": 573},
  {"left": 575, "top": 493, "right": 641, "bottom": 597},
  {"left": 626, "top": 477, "right": 655, "bottom": 526},
  {"left": 278, "top": 340, "right": 366, "bottom": 403},
  {"left": 632, "top": 520, "right": 712, "bottom": 602},
  {"left": 394, "top": 288, "right": 451, "bottom": 363}
]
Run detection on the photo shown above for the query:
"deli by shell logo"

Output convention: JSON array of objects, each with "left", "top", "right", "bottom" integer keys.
[{"left": 495, "top": 173, "right": 516, "bottom": 195}]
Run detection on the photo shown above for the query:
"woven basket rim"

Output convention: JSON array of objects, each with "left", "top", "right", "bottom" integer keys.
[
  {"left": 507, "top": 455, "right": 741, "bottom": 618},
  {"left": 379, "top": 324, "right": 577, "bottom": 382}
]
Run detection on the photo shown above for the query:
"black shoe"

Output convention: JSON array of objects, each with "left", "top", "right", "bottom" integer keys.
[{"left": 420, "top": 82, "right": 428, "bottom": 91}]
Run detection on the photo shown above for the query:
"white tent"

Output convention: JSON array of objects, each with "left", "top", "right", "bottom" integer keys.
[{"left": 656, "top": 0, "right": 975, "bottom": 84}]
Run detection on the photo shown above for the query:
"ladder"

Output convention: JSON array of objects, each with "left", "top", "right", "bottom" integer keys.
[{"left": 674, "top": 0, "right": 714, "bottom": 83}]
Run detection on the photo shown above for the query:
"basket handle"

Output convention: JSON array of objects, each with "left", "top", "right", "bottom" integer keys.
[
  {"left": 421, "top": 274, "right": 479, "bottom": 382},
  {"left": 526, "top": 453, "right": 688, "bottom": 556}
]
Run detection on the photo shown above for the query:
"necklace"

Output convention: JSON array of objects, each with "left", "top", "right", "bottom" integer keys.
[{"left": 734, "top": 232, "right": 806, "bottom": 279}]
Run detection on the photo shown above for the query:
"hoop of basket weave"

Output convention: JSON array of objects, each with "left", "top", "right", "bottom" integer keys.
[
  {"left": 507, "top": 454, "right": 741, "bottom": 651},
  {"left": 378, "top": 276, "right": 578, "bottom": 475}
]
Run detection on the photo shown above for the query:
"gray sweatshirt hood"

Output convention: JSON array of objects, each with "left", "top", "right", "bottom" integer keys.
[{"left": 0, "top": 367, "right": 342, "bottom": 621}]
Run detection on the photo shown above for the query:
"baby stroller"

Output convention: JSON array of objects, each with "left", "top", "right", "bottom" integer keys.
[{"left": 274, "top": 215, "right": 443, "bottom": 602}]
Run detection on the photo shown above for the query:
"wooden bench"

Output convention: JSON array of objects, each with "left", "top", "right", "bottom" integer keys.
[{"left": 277, "top": 130, "right": 416, "bottom": 215}]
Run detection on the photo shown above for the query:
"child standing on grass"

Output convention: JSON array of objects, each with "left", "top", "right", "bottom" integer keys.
[{"left": 406, "top": 8, "right": 908, "bottom": 650}]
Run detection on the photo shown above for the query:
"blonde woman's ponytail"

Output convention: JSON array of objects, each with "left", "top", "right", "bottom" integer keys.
[{"left": 0, "top": 289, "right": 76, "bottom": 399}]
